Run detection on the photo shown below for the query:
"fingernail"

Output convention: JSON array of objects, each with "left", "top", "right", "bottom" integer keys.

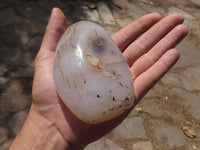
[{"left": 51, "top": 7, "right": 58, "bottom": 16}]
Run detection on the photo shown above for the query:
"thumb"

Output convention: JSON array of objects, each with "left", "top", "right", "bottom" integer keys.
[
  {"left": 33, "top": 8, "right": 66, "bottom": 100},
  {"left": 40, "top": 8, "right": 67, "bottom": 53},
  {"left": 35, "top": 7, "right": 66, "bottom": 67},
  {"left": 34, "top": 7, "right": 66, "bottom": 73}
]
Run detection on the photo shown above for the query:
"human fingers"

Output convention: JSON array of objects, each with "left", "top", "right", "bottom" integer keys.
[
  {"left": 34, "top": 8, "right": 66, "bottom": 70},
  {"left": 40, "top": 8, "right": 66, "bottom": 53},
  {"left": 133, "top": 49, "right": 180, "bottom": 101},
  {"left": 33, "top": 8, "right": 66, "bottom": 100},
  {"left": 124, "top": 13, "right": 184, "bottom": 66},
  {"left": 112, "top": 13, "right": 162, "bottom": 51},
  {"left": 130, "top": 24, "right": 188, "bottom": 80}
]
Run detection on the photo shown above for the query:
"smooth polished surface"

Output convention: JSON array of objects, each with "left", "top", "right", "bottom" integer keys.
[{"left": 54, "top": 21, "right": 134, "bottom": 124}]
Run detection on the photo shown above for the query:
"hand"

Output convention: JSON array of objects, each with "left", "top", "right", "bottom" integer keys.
[
  {"left": 112, "top": 11, "right": 188, "bottom": 101},
  {"left": 9, "top": 8, "right": 187, "bottom": 150}
]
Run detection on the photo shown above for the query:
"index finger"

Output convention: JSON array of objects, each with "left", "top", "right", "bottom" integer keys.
[{"left": 112, "top": 13, "right": 162, "bottom": 51}]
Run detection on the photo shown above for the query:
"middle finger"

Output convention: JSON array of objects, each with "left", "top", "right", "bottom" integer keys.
[{"left": 123, "top": 13, "right": 184, "bottom": 66}]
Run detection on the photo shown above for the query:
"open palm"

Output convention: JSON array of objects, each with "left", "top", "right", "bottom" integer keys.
[{"left": 31, "top": 8, "right": 187, "bottom": 149}]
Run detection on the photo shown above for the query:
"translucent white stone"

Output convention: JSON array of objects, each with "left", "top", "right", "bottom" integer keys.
[{"left": 53, "top": 21, "right": 134, "bottom": 124}]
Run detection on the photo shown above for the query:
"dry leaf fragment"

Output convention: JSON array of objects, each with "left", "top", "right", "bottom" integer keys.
[
  {"left": 192, "top": 145, "right": 198, "bottom": 150},
  {"left": 182, "top": 126, "right": 196, "bottom": 138},
  {"left": 136, "top": 107, "right": 143, "bottom": 113}
]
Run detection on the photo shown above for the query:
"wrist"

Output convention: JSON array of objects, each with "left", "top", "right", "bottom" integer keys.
[{"left": 9, "top": 105, "right": 69, "bottom": 150}]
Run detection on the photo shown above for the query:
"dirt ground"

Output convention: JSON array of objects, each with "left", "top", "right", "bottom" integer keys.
[{"left": 0, "top": 0, "right": 200, "bottom": 150}]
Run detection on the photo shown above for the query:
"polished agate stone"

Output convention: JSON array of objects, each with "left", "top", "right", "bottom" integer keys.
[{"left": 53, "top": 21, "right": 134, "bottom": 124}]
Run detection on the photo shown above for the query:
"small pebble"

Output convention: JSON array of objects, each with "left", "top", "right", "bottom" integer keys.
[{"left": 88, "top": 3, "right": 97, "bottom": 10}]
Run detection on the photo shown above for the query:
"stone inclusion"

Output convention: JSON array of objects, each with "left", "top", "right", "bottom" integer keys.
[{"left": 53, "top": 21, "right": 134, "bottom": 124}]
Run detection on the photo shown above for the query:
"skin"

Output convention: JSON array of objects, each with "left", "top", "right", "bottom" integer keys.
[{"left": 9, "top": 8, "right": 188, "bottom": 150}]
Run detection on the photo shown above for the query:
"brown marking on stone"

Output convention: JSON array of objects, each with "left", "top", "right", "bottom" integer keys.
[
  {"left": 70, "top": 42, "right": 76, "bottom": 49},
  {"left": 112, "top": 96, "right": 115, "bottom": 101},
  {"left": 70, "top": 33, "right": 73, "bottom": 40},
  {"left": 66, "top": 77, "right": 71, "bottom": 89},
  {"left": 73, "top": 79, "right": 78, "bottom": 90},
  {"left": 81, "top": 73, "right": 86, "bottom": 84},
  {"left": 73, "top": 25, "right": 77, "bottom": 35},
  {"left": 94, "top": 29, "right": 99, "bottom": 39},
  {"left": 66, "top": 27, "right": 72, "bottom": 40},
  {"left": 79, "top": 83, "right": 83, "bottom": 89},
  {"left": 87, "top": 55, "right": 100, "bottom": 69},
  {"left": 125, "top": 96, "right": 129, "bottom": 101},
  {"left": 124, "top": 94, "right": 131, "bottom": 101},
  {"left": 109, "top": 108, "right": 114, "bottom": 111},
  {"left": 67, "top": 27, "right": 71, "bottom": 34},
  {"left": 103, "top": 59, "right": 125, "bottom": 65},
  {"left": 57, "top": 51, "right": 60, "bottom": 60},
  {"left": 119, "top": 82, "right": 123, "bottom": 87},
  {"left": 57, "top": 61, "right": 64, "bottom": 80},
  {"left": 111, "top": 70, "right": 116, "bottom": 76},
  {"left": 101, "top": 70, "right": 119, "bottom": 79}
]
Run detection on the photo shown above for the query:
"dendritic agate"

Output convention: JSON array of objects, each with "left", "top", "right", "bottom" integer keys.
[{"left": 53, "top": 21, "right": 134, "bottom": 124}]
